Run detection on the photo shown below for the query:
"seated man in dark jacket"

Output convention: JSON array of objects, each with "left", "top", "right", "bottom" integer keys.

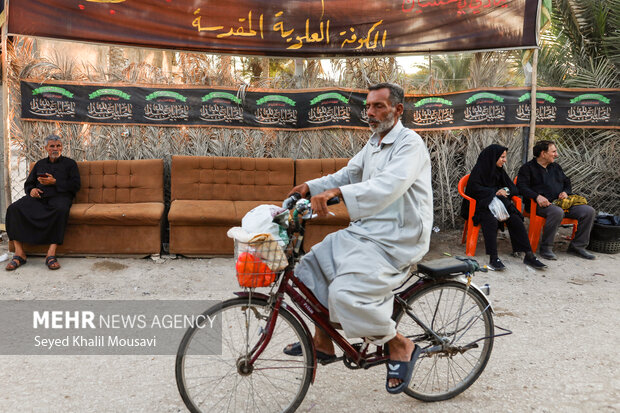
[
  {"left": 517, "top": 140, "right": 595, "bottom": 260},
  {"left": 5, "top": 135, "right": 81, "bottom": 270}
]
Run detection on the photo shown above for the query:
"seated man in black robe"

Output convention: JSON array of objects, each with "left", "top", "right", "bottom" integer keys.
[{"left": 5, "top": 135, "right": 80, "bottom": 270}]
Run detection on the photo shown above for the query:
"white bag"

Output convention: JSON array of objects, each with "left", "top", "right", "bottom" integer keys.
[
  {"left": 241, "top": 204, "right": 288, "bottom": 246},
  {"left": 489, "top": 197, "right": 510, "bottom": 222}
]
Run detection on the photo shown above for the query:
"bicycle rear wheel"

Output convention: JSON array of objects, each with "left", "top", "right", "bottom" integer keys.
[
  {"left": 395, "top": 281, "right": 494, "bottom": 401},
  {"left": 176, "top": 297, "right": 314, "bottom": 413}
]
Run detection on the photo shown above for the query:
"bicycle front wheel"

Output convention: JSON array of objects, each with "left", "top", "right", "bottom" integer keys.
[
  {"left": 395, "top": 281, "right": 494, "bottom": 402},
  {"left": 176, "top": 297, "right": 314, "bottom": 413}
]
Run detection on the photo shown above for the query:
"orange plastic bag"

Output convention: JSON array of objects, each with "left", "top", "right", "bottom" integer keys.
[{"left": 235, "top": 252, "right": 276, "bottom": 288}]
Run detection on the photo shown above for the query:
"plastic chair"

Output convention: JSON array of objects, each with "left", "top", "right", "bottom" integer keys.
[
  {"left": 458, "top": 174, "right": 522, "bottom": 257},
  {"left": 513, "top": 177, "right": 578, "bottom": 252}
]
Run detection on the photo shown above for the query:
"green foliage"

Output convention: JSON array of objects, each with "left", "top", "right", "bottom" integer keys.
[{"left": 537, "top": 0, "right": 619, "bottom": 87}]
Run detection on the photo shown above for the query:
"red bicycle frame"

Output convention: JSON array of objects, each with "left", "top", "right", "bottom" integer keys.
[{"left": 243, "top": 263, "right": 430, "bottom": 372}]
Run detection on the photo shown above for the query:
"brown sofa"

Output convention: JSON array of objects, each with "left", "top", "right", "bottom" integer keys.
[
  {"left": 10, "top": 159, "right": 165, "bottom": 256},
  {"left": 168, "top": 156, "right": 294, "bottom": 256},
  {"left": 295, "top": 158, "right": 351, "bottom": 250}
]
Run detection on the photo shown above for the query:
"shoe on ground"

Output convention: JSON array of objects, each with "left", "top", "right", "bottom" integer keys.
[
  {"left": 539, "top": 248, "right": 557, "bottom": 260},
  {"left": 488, "top": 257, "right": 506, "bottom": 271},
  {"left": 523, "top": 253, "right": 547, "bottom": 270},
  {"left": 567, "top": 244, "right": 596, "bottom": 260}
]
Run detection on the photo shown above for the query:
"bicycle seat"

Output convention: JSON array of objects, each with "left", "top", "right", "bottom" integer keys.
[{"left": 416, "top": 257, "right": 472, "bottom": 278}]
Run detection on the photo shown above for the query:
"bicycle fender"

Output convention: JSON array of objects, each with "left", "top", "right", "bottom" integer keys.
[
  {"left": 233, "top": 291, "right": 318, "bottom": 383},
  {"left": 233, "top": 291, "right": 271, "bottom": 301},
  {"left": 450, "top": 276, "right": 494, "bottom": 313},
  {"left": 396, "top": 278, "right": 494, "bottom": 314},
  {"left": 467, "top": 281, "right": 494, "bottom": 314}
]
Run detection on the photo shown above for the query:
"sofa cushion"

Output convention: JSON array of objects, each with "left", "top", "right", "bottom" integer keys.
[
  {"left": 295, "top": 158, "right": 350, "bottom": 186},
  {"left": 68, "top": 203, "right": 165, "bottom": 225},
  {"left": 168, "top": 200, "right": 236, "bottom": 225},
  {"left": 171, "top": 156, "right": 294, "bottom": 202},
  {"left": 168, "top": 200, "right": 281, "bottom": 226},
  {"left": 75, "top": 159, "right": 164, "bottom": 204}
]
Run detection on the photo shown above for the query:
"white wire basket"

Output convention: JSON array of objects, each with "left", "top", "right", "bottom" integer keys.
[{"left": 233, "top": 234, "right": 294, "bottom": 288}]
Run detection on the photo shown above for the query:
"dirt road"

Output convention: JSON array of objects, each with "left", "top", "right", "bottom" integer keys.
[{"left": 1, "top": 230, "right": 618, "bottom": 412}]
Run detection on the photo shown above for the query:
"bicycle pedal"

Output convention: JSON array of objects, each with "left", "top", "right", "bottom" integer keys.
[{"left": 318, "top": 356, "right": 343, "bottom": 365}]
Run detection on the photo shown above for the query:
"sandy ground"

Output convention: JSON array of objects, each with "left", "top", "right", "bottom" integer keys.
[{"left": 0, "top": 228, "right": 619, "bottom": 413}]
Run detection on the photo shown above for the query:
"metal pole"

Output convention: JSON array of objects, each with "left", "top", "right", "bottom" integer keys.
[
  {"left": 428, "top": 53, "right": 434, "bottom": 94},
  {"left": 294, "top": 58, "right": 304, "bottom": 88},
  {"left": 1, "top": 0, "right": 10, "bottom": 221},
  {"left": 527, "top": 48, "right": 539, "bottom": 160}
]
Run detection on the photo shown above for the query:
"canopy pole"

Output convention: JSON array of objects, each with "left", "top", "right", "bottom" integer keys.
[
  {"left": 527, "top": 48, "right": 539, "bottom": 159},
  {"left": 294, "top": 59, "right": 304, "bottom": 88},
  {"left": 428, "top": 53, "right": 434, "bottom": 93},
  {"left": 1, "top": 2, "right": 11, "bottom": 219}
]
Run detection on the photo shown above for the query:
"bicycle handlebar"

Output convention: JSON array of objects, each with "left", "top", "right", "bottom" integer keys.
[
  {"left": 282, "top": 192, "right": 340, "bottom": 216},
  {"left": 282, "top": 192, "right": 303, "bottom": 210}
]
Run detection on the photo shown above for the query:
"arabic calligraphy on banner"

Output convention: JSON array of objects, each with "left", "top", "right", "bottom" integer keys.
[
  {"left": 9, "top": 0, "right": 539, "bottom": 57},
  {"left": 20, "top": 82, "right": 620, "bottom": 130}
]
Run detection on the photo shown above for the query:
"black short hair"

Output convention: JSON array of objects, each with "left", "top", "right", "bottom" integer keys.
[
  {"left": 533, "top": 140, "right": 555, "bottom": 157},
  {"left": 368, "top": 82, "right": 404, "bottom": 106}
]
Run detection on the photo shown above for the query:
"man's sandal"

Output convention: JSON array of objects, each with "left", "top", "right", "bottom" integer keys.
[
  {"left": 45, "top": 256, "right": 61, "bottom": 270},
  {"left": 283, "top": 342, "right": 338, "bottom": 364},
  {"left": 5, "top": 255, "right": 27, "bottom": 271},
  {"left": 386, "top": 343, "right": 422, "bottom": 394}
]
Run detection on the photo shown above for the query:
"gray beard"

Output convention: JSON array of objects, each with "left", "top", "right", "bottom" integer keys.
[{"left": 369, "top": 111, "right": 395, "bottom": 135}]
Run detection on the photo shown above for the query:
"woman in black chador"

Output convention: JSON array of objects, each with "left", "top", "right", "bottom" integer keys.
[
  {"left": 462, "top": 144, "right": 546, "bottom": 271},
  {"left": 5, "top": 135, "right": 80, "bottom": 271}
]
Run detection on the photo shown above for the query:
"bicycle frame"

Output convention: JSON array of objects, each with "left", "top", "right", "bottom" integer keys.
[
  {"left": 240, "top": 264, "right": 439, "bottom": 372},
  {"left": 235, "top": 198, "right": 494, "bottom": 376}
]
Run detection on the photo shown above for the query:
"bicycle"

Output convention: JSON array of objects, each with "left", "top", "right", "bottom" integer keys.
[{"left": 175, "top": 194, "right": 507, "bottom": 412}]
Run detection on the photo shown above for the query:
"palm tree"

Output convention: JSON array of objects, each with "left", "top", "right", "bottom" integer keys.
[
  {"left": 537, "top": 0, "right": 619, "bottom": 87},
  {"left": 535, "top": 0, "right": 620, "bottom": 214}
]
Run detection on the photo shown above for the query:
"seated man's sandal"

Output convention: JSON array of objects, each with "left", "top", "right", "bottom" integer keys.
[
  {"left": 45, "top": 256, "right": 61, "bottom": 270},
  {"left": 5, "top": 255, "right": 26, "bottom": 271}
]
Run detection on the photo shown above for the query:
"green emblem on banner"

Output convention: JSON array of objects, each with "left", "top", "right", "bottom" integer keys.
[
  {"left": 145, "top": 91, "right": 187, "bottom": 102},
  {"left": 256, "top": 95, "right": 296, "bottom": 106},
  {"left": 570, "top": 94, "right": 610, "bottom": 104},
  {"left": 466, "top": 92, "right": 504, "bottom": 104},
  {"left": 89, "top": 89, "right": 131, "bottom": 100},
  {"left": 32, "top": 86, "right": 74, "bottom": 99},
  {"left": 414, "top": 97, "right": 453, "bottom": 107},
  {"left": 310, "top": 93, "right": 349, "bottom": 105},
  {"left": 201, "top": 92, "right": 242, "bottom": 104},
  {"left": 518, "top": 92, "right": 556, "bottom": 103}
]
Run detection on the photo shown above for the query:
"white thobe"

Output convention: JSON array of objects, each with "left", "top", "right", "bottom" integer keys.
[{"left": 295, "top": 120, "right": 433, "bottom": 343}]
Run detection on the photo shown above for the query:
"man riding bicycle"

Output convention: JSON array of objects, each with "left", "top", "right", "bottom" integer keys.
[{"left": 285, "top": 82, "right": 433, "bottom": 394}]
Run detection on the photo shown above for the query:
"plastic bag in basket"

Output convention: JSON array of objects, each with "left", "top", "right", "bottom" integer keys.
[
  {"left": 241, "top": 204, "right": 289, "bottom": 247},
  {"left": 235, "top": 252, "right": 276, "bottom": 288},
  {"left": 227, "top": 227, "right": 288, "bottom": 272},
  {"left": 247, "top": 233, "right": 288, "bottom": 271}
]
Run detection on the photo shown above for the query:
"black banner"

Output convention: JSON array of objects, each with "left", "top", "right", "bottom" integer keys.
[
  {"left": 21, "top": 81, "right": 620, "bottom": 130},
  {"left": 8, "top": 0, "right": 539, "bottom": 57}
]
